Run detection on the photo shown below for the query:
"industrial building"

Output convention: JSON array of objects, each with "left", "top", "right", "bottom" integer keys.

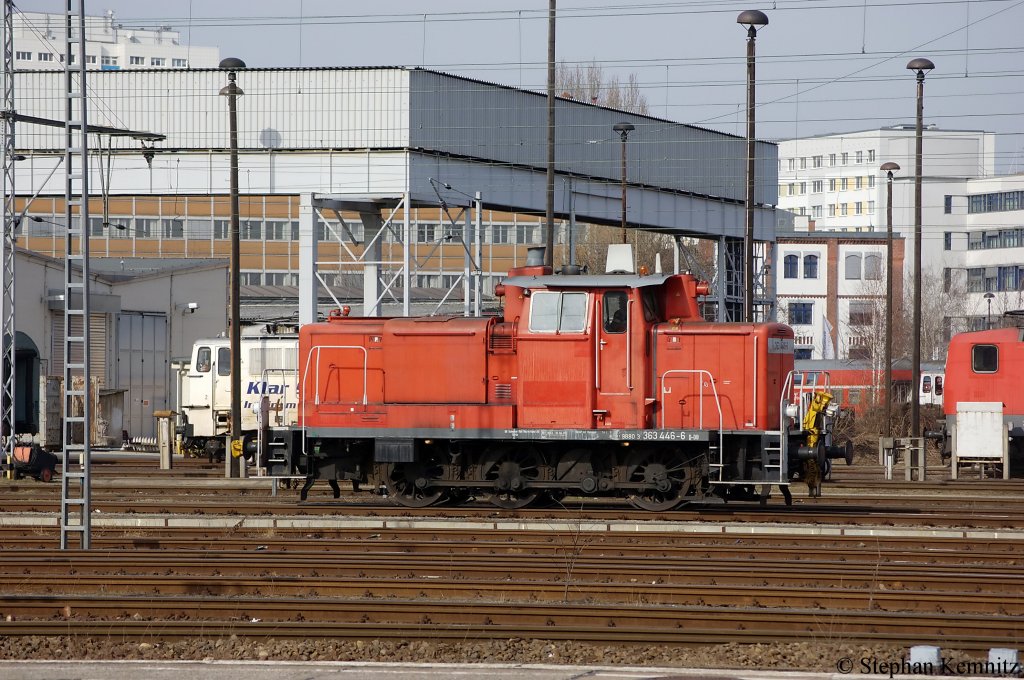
[{"left": 8, "top": 62, "right": 779, "bottom": 444}]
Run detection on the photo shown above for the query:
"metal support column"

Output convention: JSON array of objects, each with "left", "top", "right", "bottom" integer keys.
[
  {"left": 719, "top": 236, "right": 745, "bottom": 322},
  {"left": 60, "top": 0, "right": 92, "bottom": 549},
  {"left": 361, "top": 210, "right": 384, "bottom": 316},
  {"left": 474, "top": 193, "right": 483, "bottom": 316},
  {"left": 297, "top": 193, "right": 316, "bottom": 326},
  {"left": 0, "top": 0, "right": 15, "bottom": 478}
]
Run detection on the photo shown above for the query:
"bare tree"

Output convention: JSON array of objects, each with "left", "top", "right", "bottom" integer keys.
[
  {"left": 557, "top": 61, "right": 650, "bottom": 115},
  {"left": 572, "top": 224, "right": 713, "bottom": 280}
]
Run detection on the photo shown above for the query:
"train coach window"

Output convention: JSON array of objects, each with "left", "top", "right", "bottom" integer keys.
[
  {"left": 972, "top": 344, "right": 998, "bottom": 373},
  {"left": 196, "top": 346, "right": 212, "bottom": 373},
  {"left": 934, "top": 376, "right": 943, "bottom": 395},
  {"left": 217, "top": 347, "right": 231, "bottom": 376}
]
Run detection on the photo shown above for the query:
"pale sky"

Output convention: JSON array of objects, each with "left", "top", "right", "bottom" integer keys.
[{"left": 20, "top": 1, "right": 1024, "bottom": 171}]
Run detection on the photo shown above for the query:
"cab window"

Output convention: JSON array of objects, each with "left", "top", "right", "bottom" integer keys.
[
  {"left": 603, "top": 291, "right": 628, "bottom": 334},
  {"left": 217, "top": 347, "right": 231, "bottom": 376},
  {"left": 196, "top": 346, "right": 212, "bottom": 373},
  {"left": 529, "top": 291, "right": 588, "bottom": 333},
  {"left": 972, "top": 344, "right": 998, "bottom": 373}
]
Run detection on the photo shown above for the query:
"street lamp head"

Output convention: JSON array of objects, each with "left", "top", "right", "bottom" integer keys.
[
  {"left": 906, "top": 57, "right": 935, "bottom": 74},
  {"left": 613, "top": 121, "right": 635, "bottom": 141},
  {"left": 219, "top": 57, "right": 246, "bottom": 71},
  {"left": 737, "top": 9, "right": 769, "bottom": 27},
  {"left": 880, "top": 162, "right": 900, "bottom": 173},
  {"left": 984, "top": 292, "right": 995, "bottom": 299},
  {"left": 737, "top": 9, "right": 769, "bottom": 30}
]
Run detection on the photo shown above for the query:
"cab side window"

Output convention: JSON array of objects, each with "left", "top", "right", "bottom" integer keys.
[
  {"left": 217, "top": 347, "right": 231, "bottom": 376},
  {"left": 603, "top": 291, "right": 628, "bottom": 333},
  {"left": 196, "top": 346, "right": 212, "bottom": 373},
  {"left": 972, "top": 344, "right": 998, "bottom": 373},
  {"left": 528, "top": 291, "right": 588, "bottom": 333}
]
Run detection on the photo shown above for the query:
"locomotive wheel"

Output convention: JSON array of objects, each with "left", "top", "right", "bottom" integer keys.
[
  {"left": 479, "top": 445, "right": 544, "bottom": 509},
  {"left": 625, "top": 448, "right": 695, "bottom": 512},
  {"left": 382, "top": 455, "right": 448, "bottom": 508}
]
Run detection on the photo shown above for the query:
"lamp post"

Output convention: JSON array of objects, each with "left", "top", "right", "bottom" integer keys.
[
  {"left": 738, "top": 9, "right": 768, "bottom": 323},
  {"left": 881, "top": 161, "right": 900, "bottom": 437},
  {"left": 984, "top": 292, "right": 995, "bottom": 328},
  {"left": 907, "top": 56, "right": 933, "bottom": 439},
  {"left": 612, "top": 122, "right": 634, "bottom": 244},
  {"left": 219, "top": 57, "right": 245, "bottom": 477}
]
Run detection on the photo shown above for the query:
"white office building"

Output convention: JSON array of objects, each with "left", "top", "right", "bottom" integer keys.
[
  {"left": 777, "top": 126, "right": 1024, "bottom": 353},
  {"left": 13, "top": 10, "right": 219, "bottom": 70}
]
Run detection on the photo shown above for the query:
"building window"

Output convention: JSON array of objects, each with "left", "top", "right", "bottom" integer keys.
[
  {"left": 944, "top": 232, "right": 952, "bottom": 251},
  {"left": 800, "top": 157, "right": 807, "bottom": 170},
  {"left": 240, "top": 272, "right": 263, "bottom": 285},
  {"left": 854, "top": 202, "right": 862, "bottom": 215},
  {"left": 968, "top": 190, "right": 1024, "bottom": 214},
  {"left": 788, "top": 183, "right": 796, "bottom": 196},
  {"left": 841, "top": 203, "right": 848, "bottom": 216},
  {"left": 787, "top": 158, "right": 795, "bottom": 171},
  {"left": 799, "top": 182, "right": 806, "bottom": 194},
  {"left": 812, "top": 180, "right": 823, "bottom": 193},
  {"left": 840, "top": 178, "right": 848, "bottom": 191},
  {"left": 943, "top": 268, "right": 951, "bottom": 293},
  {"left": 784, "top": 254, "right": 799, "bottom": 279},
  {"left": 849, "top": 301, "right": 873, "bottom": 326},
  {"left": 416, "top": 223, "right": 437, "bottom": 243},
  {"left": 162, "top": 218, "right": 184, "bottom": 239},
  {"left": 812, "top": 205, "right": 822, "bottom": 218},
  {"left": 516, "top": 225, "right": 539, "bottom": 244},
  {"left": 86, "top": 55, "right": 96, "bottom": 64},
  {"left": 130, "top": 56, "right": 144, "bottom": 65},
  {"left": 172, "top": 58, "right": 188, "bottom": 67},
  {"left": 868, "top": 149, "right": 876, "bottom": 162},
  {"left": 15, "top": 51, "right": 31, "bottom": 60},
  {"left": 795, "top": 347, "right": 813, "bottom": 360},
  {"left": 841, "top": 152, "right": 849, "bottom": 165},
  {"left": 868, "top": 175, "right": 875, "bottom": 188},
  {"left": 38, "top": 52, "right": 54, "bottom": 62},
  {"left": 101, "top": 56, "right": 118, "bottom": 66},
  {"left": 813, "top": 155, "right": 823, "bottom": 168},
  {"left": 264, "top": 222, "right": 290, "bottom": 240},
  {"left": 803, "top": 254, "right": 818, "bottom": 279},
  {"left": 151, "top": 57, "right": 165, "bottom": 66},
  {"left": 944, "top": 195, "right": 952, "bottom": 214},
  {"left": 855, "top": 176, "right": 863, "bottom": 189},
  {"left": 856, "top": 150, "right": 864, "bottom": 164},
  {"left": 864, "top": 253, "right": 882, "bottom": 280},
  {"left": 828, "top": 204, "right": 836, "bottom": 217},
  {"left": 241, "top": 220, "right": 262, "bottom": 240},
  {"left": 829, "top": 178, "right": 837, "bottom": 192},
  {"left": 829, "top": 153, "right": 836, "bottom": 167},
  {"left": 845, "top": 253, "right": 862, "bottom": 279},
  {"left": 133, "top": 218, "right": 155, "bottom": 238},
  {"left": 491, "top": 224, "right": 510, "bottom": 244},
  {"left": 788, "top": 302, "right": 812, "bottom": 325}
]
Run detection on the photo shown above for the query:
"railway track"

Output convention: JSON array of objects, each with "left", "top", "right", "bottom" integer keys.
[{"left": 1, "top": 539, "right": 1022, "bottom": 650}]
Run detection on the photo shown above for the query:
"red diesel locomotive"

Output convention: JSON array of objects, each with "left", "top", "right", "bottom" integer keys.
[{"left": 269, "top": 251, "right": 849, "bottom": 509}]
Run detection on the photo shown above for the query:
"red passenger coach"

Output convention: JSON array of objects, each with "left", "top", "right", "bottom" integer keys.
[{"left": 276, "top": 252, "right": 851, "bottom": 509}]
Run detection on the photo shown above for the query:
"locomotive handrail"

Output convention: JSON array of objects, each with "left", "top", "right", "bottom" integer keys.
[
  {"left": 300, "top": 345, "right": 369, "bottom": 407},
  {"left": 659, "top": 372, "right": 724, "bottom": 430},
  {"left": 260, "top": 367, "right": 298, "bottom": 426},
  {"left": 659, "top": 370, "right": 724, "bottom": 459}
]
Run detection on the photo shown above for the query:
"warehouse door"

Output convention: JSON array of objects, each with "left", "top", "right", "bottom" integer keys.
[{"left": 116, "top": 312, "right": 168, "bottom": 439}]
